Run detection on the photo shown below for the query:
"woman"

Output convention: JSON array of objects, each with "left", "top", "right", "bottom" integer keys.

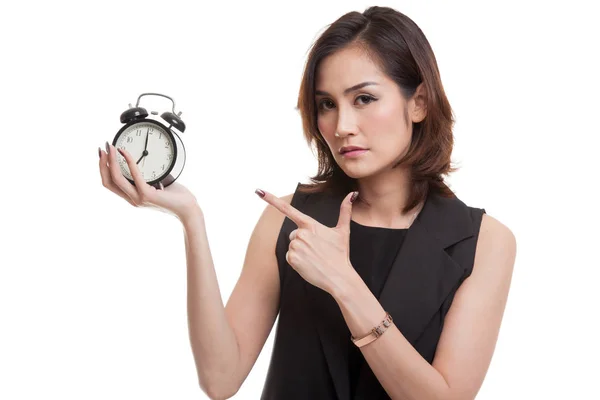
[{"left": 99, "top": 6, "right": 516, "bottom": 400}]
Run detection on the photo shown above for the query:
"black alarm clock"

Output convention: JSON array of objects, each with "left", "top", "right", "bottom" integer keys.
[{"left": 112, "top": 93, "right": 186, "bottom": 188}]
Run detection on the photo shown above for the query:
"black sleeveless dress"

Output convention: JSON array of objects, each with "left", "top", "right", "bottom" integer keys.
[
  {"left": 348, "top": 220, "right": 408, "bottom": 398},
  {"left": 261, "top": 183, "right": 486, "bottom": 399}
]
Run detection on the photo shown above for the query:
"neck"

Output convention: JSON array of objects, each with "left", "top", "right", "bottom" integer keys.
[{"left": 352, "top": 166, "right": 421, "bottom": 229}]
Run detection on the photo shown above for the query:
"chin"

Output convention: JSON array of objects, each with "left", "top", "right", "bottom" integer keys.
[{"left": 338, "top": 163, "right": 377, "bottom": 180}]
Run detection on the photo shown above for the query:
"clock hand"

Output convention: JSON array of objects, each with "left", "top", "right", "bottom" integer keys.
[
  {"left": 142, "top": 128, "right": 151, "bottom": 167},
  {"left": 143, "top": 128, "right": 150, "bottom": 151},
  {"left": 135, "top": 128, "right": 152, "bottom": 164},
  {"left": 136, "top": 149, "right": 148, "bottom": 164}
]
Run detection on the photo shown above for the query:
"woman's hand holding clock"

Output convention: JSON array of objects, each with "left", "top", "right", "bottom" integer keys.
[{"left": 99, "top": 142, "right": 201, "bottom": 222}]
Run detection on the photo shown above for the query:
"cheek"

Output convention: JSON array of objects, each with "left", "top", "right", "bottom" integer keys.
[
  {"left": 363, "top": 106, "right": 411, "bottom": 164},
  {"left": 368, "top": 101, "right": 406, "bottom": 132},
  {"left": 317, "top": 115, "right": 334, "bottom": 138},
  {"left": 315, "top": 117, "right": 337, "bottom": 158},
  {"left": 316, "top": 116, "right": 338, "bottom": 155}
]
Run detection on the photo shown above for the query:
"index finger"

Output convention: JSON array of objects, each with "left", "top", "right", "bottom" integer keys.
[
  {"left": 256, "top": 189, "right": 315, "bottom": 227},
  {"left": 117, "top": 147, "right": 150, "bottom": 192}
]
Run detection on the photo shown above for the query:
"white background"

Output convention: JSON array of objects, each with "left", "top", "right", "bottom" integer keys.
[{"left": 1, "top": 0, "right": 598, "bottom": 399}]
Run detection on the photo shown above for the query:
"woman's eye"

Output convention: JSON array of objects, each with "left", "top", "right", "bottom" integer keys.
[
  {"left": 318, "top": 99, "right": 335, "bottom": 110},
  {"left": 317, "top": 95, "right": 377, "bottom": 111},
  {"left": 357, "top": 95, "right": 375, "bottom": 104}
]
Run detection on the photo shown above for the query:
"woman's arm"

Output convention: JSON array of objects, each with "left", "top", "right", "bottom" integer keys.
[
  {"left": 99, "top": 144, "right": 285, "bottom": 399},
  {"left": 181, "top": 194, "right": 292, "bottom": 399},
  {"left": 181, "top": 208, "right": 239, "bottom": 399},
  {"left": 332, "top": 213, "right": 517, "bottom": 400}
]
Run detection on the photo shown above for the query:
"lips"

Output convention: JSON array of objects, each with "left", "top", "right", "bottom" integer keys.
[{"left": 339, "top": 145, "right": 367, "bottom": 154}]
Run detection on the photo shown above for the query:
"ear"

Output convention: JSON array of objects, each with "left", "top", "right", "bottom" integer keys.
[{"left": 410, "top": 82, "right": 427, "bottom": 123}]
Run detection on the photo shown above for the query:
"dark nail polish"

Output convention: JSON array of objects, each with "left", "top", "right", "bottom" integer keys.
[
  {"left": 98, "top": 147, "right": 102, "bottom": 158},
  {"left": 350, "top": 191, "right": 359, "bottom": 203},
  {"left": 105, "top": 141, "right": 110, "bottom": 153},
  {"left": 255, "top": 189, "right": 265, "bottom": 198}
]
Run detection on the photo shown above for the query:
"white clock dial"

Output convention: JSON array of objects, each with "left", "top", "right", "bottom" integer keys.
[{"left": 115, "top": 122, "right": 175, "bottom": 182}]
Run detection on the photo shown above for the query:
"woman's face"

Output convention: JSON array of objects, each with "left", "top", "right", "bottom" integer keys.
[{"left": 315, "top": 45, "right": 426, "bottom": 179}]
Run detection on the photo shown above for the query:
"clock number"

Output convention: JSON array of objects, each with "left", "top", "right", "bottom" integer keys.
[
  {"left": 159, "top": 132, "right": 162, "bottom": 139},
  {"left": 126, "top": 136, "right": 133, "bottom": 143},
  {"left": 167, "top": 154, "right": 173, "bottom": 160},
  {"left": 136, "top": 130, "right": 141, "bottom": 137},
  {"left": 161, "top": 164, "right": 165, "bottom": 171},
  {"left": 152, "top": 171, "right": 156, "bottom": 178}
]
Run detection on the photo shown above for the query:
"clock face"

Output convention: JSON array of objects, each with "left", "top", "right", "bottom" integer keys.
[{"left": 114, "top": 121, "right": 175, "bottom": 183}]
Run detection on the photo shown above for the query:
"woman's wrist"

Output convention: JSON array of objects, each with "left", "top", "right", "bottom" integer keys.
[{"left": 178, "top": 204, "right": 204, "bottom": 227}]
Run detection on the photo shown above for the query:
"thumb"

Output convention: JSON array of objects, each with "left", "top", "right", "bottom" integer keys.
[{"left": 336, "top": 191, "right": 359, "bottom": 231}]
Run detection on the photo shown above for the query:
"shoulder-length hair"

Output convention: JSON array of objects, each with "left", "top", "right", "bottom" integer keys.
[{"left": 296, "top": 6, "right": 458, "bottom": 214}]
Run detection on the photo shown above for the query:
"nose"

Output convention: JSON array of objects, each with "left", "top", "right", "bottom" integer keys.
[{"left": 335, "top": 107, "right": 357, "bottom": 138}]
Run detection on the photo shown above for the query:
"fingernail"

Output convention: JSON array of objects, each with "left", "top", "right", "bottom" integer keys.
[
  {"left": 98, "top": 147, "right": 102, "bottom": 158},
  {"left": 117, "top": 148, "right": 124, "bottom": 156},
  {"left": 105, "top": 141, "right": 110, "bottom": 153},
  {"left": 350, "top": 191, "right": 359, "bottom": 203},
  {"left": 255, "top": 189, "right": 265, "bottom": 198}
]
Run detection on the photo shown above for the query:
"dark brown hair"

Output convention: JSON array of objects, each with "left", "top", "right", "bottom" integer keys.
[{"left": 296, "top": 6, "right": 458, "bottom": 214}]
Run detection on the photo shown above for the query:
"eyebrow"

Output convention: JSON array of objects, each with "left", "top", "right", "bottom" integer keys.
[{"left": 315, "top": 81, "right": 379, "bottom": 97}]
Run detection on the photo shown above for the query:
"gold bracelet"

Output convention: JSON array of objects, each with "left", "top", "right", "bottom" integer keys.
[{"left": 350, "top": 312, "right": 394, "bottom": 348}]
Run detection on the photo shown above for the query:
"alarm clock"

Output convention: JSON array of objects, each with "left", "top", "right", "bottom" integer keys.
[{"left": 112, "top": 93, "right": 187, "bottom": 189}]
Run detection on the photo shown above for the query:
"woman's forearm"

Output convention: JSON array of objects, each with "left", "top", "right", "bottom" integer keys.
[{"left": 181, "top": 208, "right": 240, "bottom": 399}]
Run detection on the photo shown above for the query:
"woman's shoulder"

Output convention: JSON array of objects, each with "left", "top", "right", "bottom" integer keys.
[{"left": 479, "top": 213, "right": 516, "bottom": 255}]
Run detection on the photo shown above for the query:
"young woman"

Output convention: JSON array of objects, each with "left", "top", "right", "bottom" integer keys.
[{"left": 99, "top": 6, "right": 516, "bottom": 400}]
